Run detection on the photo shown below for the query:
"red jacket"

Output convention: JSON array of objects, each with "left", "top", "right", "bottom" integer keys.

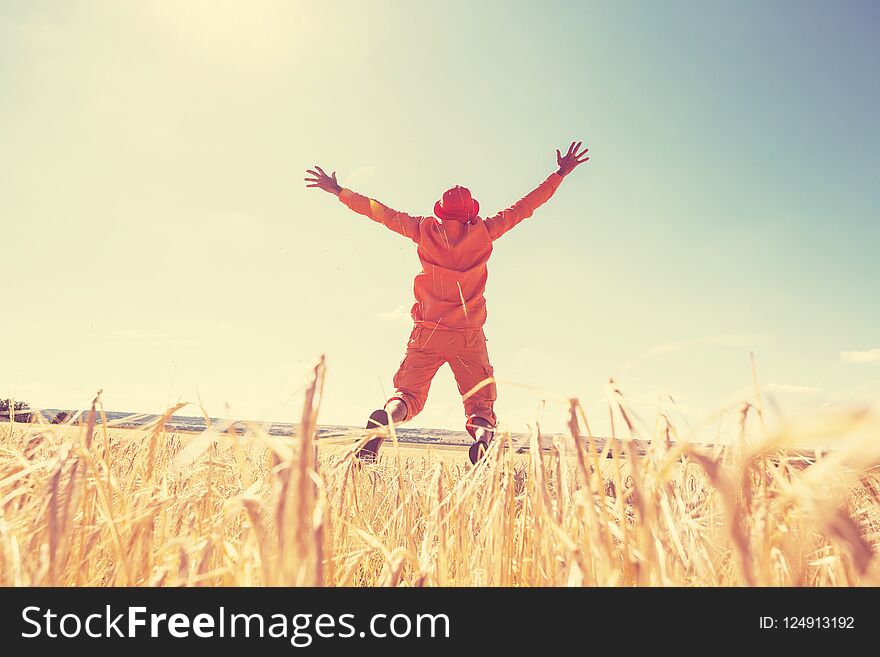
[{"left": 339, "top": 172, "right": 564, "bottom": 331}]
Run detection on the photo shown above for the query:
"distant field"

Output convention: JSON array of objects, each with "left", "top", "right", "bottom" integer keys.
[
  {"left": 34, "top": 408, "right": 496, "bottom": 447},
  {"left": 1, "top": 366, "right": 879, "bottom": 586}
]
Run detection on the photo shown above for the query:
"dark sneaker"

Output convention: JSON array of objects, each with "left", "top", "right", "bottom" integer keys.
[
  {"left": 357, "top": 409, "right": 389, "bottom": 463},
  {"left": 468, "top": 439, "right": 489, "bottom": 465}
]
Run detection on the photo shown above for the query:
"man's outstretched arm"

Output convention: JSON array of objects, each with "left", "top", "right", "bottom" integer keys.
[
  {"left": 304, "top": 165, "right": 421, "bottom": 242},
  {"left": 483, "top": 141, "right": 589, "bottom": 241}
]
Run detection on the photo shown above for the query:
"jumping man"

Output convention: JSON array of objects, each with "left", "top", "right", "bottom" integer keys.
[{"left": 305, "top": 141, "right": 589, "bottom": 463}]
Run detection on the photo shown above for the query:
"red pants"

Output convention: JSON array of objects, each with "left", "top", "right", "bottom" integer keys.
[{"left": 386, "top": 326, "right": 497, "bottom": 433}]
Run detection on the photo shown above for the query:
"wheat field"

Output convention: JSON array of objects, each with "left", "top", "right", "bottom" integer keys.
[{"left": 1, "top": 358, "right": 878, "bottom": 587}]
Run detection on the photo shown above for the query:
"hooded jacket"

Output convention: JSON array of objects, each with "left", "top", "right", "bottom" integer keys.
[{"left": 338, "top": 172, "right": 563, "bottom": 331}]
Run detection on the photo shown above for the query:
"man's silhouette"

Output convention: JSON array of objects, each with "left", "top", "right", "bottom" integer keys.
[{"left": 305, "top": 141, "right": 589, "bottom": 463}]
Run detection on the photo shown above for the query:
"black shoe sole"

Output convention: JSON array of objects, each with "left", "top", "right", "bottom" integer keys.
[
  {"left": 469, "top": 440, "right": 488, "bottom": 465},
  {"left": 357, "top": 409, "right": 389, "bottom": 463}
]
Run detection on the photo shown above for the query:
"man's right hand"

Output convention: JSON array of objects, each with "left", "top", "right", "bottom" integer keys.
[
  {"left": 555, "top": 141, "right": 590, "bottom": 177},
  {"left": 304, "top": 165, "right": 342, "bottom": 195}
]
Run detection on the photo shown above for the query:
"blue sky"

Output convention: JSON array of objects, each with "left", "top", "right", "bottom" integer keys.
[{"left": 1, "top": 1, "right": 878, "bottom": 435}]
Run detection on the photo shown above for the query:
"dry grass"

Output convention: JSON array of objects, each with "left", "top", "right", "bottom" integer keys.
[{"left": 1, "top": 358, "right": 879, "bottom": 586}]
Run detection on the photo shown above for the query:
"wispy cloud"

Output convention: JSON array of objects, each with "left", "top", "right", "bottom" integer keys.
[
  {"left": 109, "top": 330, "right": 199, "bottom": 348},
  {"left": 378, "top": 305, "right": 412, "bottom": 327},
  {"left": 621, "top": 333, "right": 768, "bottom": 372},
  {"left": 840, "top": 348, "right": 880, "bottom": 364},
  {"left": 647, "top": 333, "right": 768, "bottom": 356}
]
